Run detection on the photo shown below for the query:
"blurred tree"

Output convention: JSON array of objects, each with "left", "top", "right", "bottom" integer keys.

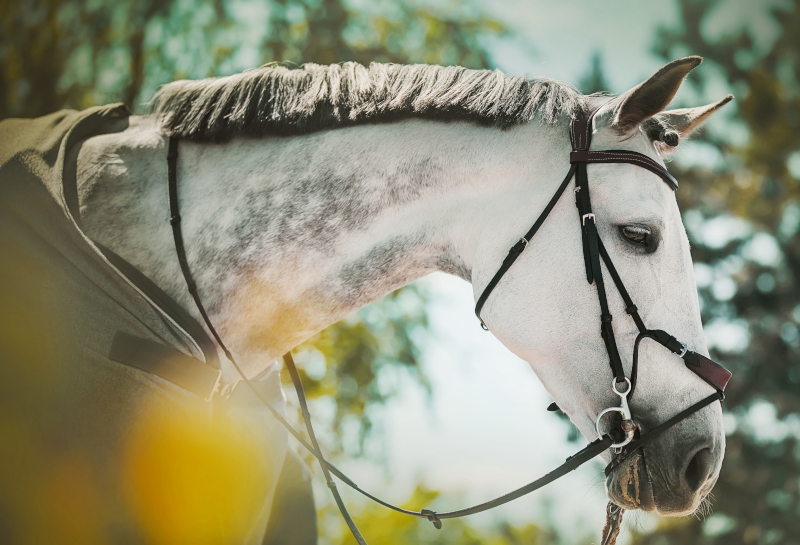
[
  {"left": 630, "top": 0, "right": 800, "bottom": 543},
  {"left": 578, "top": 51, "right": 610, "bottom": 95},
  {"left": 1, "top": 0, "right": 503, "bottom": 117},
  {"left": 0, "top": 0, "right": 175, "bottom": 118}
]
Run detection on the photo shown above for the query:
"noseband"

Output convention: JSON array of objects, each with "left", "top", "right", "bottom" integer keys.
[{"left": 164, "top": 102, "right": 731, "bottom": 544}]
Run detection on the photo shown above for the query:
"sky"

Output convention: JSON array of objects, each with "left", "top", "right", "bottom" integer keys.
[
  {"left": 487, "top": 0, "right": 679, "bottom": 91},
  {"left": 303, "top": 2, "right": 713, "bottom": 542}
]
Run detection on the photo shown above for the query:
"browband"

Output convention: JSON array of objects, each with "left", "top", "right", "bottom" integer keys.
[
  {"left": 569, "top": 102, "right": 677, "bottom": 188},
  {"left": 569, "top": 150, "right": 678, "bottom": 190}
]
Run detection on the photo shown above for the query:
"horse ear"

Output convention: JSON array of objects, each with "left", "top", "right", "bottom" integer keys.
[
  {"left": 653, "top": 95, "right": 734, "bottom": 138},
  {"left": 613, "top": 56, "right": 703, "bottom": 135},
  {"left": 641, "top": 95, "right": 734, "bottom": 153}
]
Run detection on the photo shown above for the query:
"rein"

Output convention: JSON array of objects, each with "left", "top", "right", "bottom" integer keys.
[{"left": 163, "top": 101, "right": 731, "bottom": 543}]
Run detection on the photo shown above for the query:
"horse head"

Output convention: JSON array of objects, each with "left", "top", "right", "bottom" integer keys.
[{"left": 475, "top": 57, "right": 732, "bottom": 515}]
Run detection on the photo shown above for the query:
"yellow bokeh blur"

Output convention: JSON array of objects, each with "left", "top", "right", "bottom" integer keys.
[{"left": 121, "top": 407, "right": 270, "bottom": 545}]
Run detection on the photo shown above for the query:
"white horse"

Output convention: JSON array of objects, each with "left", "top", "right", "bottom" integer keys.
[{"left": 1, "top": 56, "right": 731, "bottom": 543}]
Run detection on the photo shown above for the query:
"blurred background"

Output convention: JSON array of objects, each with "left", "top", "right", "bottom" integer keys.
[{"left": 2, "top": 0, "right": 798, "bottom": 543}]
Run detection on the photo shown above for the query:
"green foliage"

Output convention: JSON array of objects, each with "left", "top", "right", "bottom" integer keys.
[
  {"left": 578, "top": 51, "right": 611, "bottom": 95},
  {"left": 288, "top": 284, "right": 431, "bottom": 455},
  {"left": 631, "top": 0, "right": 800, "bottom": 543},
  {"left": 263, "top": 0, "right": 502, "bottom": 69},
  {"left": 0, "top": 0, "right": 505, "bottom": 118}
]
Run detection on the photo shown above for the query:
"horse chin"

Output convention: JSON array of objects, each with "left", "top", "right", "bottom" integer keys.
[{"left": 605, "top": 452, "right": 656, "bottom": 512}]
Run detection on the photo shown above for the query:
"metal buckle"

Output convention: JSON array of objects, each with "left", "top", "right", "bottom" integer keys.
[
  {"left": 582, "top": 213, "right": 596, "bottom": 225},
  {"left": 204, "top": 372, "right": 241, "bottom": 403},
  {"left": 204, "top": 370, "right": 223, "bottom": 402},
  {"left": 677, "top": 342, "right": 688, "bottom": 358},
  {"left": 220, "top": 379, "right": 242, "bottom": 401},
  {"left": 595, "top": 378, "right": 636, "bottom": 449}
]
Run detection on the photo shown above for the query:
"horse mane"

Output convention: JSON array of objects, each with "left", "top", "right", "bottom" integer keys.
[{"left": 151, "top": 62, "right": 587, "bottom": 142}]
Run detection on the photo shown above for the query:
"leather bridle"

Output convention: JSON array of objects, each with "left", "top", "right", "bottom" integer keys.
[
  {"left": 474, "top": 103, "right": 731, "bottom": 454},
  {"left": 164, "top": 101, "right": 731, "bottom": 544}
]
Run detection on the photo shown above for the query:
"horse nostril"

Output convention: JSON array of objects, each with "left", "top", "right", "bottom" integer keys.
[{"left": 684, "top": 447, "right": 712, "bottom": 492}]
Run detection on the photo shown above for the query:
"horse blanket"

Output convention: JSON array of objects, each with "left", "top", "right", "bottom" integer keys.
[{"left": 0, "top": 105, "right": 315, "bottom": 544}]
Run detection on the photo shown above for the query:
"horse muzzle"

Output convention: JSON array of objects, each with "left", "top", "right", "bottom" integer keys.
[{"left": 606, "top": 433, "right": 721, "bottom": 516}]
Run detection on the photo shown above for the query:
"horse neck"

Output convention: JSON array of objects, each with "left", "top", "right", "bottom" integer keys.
[{"left": 79, "top": 116, "right": 564, "bottom": 376}]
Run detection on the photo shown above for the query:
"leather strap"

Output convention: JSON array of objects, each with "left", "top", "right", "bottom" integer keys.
[
  {"left": 570, "top": 107, "right": 594, "bottom": 151},
  {"left": 283, "top": 353, "right": 368, "bottom": 544},
  {"left": 167, "top": 137, "right": 368, "bottom": 544},
  {"left": 167, "top": 139, "right": 234, "bottom": 364},
  {"left": 683, "top": 351, "right": 732, "bottom": 392},
  {"left": 281, "top": 349, "right": 617, "bottom": 526},
  {"left": 573, "top": 137, "right": 626, "bottom": 383},
  {"left": 633, "top": 330, "right": 731, "bottom": 395},
  {"left": 344, "top": 435, "right": 614, "bottom": 523},
  {"left": 570, "top": 150, "right": 679, "bottom": 190},
  {"left": 597, "top": 239, "right": 646, "bottom": 333},
  {"left": 474, "top": 164, "right": 576, "bottom": 327},
  {"left": 567, "top": 104, "right": 677, "bottom": 190}
]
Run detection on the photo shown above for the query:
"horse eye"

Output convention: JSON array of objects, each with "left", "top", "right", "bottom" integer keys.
[{"left": 620, "top": 226, "right": 650, "bottom": 246}]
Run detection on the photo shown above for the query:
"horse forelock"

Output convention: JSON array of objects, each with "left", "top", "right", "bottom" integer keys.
[{"left": 150, "top": 62, "right": 588, "bottom": 142}]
